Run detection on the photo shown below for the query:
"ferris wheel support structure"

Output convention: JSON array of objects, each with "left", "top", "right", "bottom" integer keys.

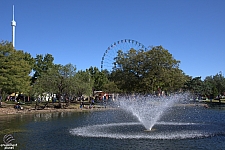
[{"left": 101, "top": 39, "right": 147, "bottom": 72}]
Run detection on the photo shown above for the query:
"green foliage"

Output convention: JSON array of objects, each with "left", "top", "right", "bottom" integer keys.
[
  {"left": 1, "top": 40, "right": 224, "bottom": 100},
  {"left": 32, "top": 63, "right": 77, "bottom": 96},
  {"left": 32, "top": 64, "right": 94, "bottom": 99},
  {"left": 0, "top": 41, "right": 33, "bottom": 95},
  {"left": 32, "top": 53, "right": 54, "bottom": 83},
  {"left": 102, "top": 81, "right": 121, "bottom": 93},
  {"left": 185, "top": 77, "right": 203, "bottom": 94},
  {"left": 212, "top": 72, "right": 225, "bottom": 95},
  {"left": 111, "top": 46, "right": 187, "bottom": 93},
  {"left": 203, "top": 72, "right": 225, "bottom": 97},
  {"left": 88, "top": 66, "right": 110, "bottom": 91},
  {"left": 73, "top": 70, "right": 92, "bottom": 97},
  {"left": 184, "top": 72, "right": 225, "bottom": 98}
]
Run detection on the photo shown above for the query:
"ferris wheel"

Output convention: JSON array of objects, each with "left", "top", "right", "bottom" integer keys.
[{"left": 101, "top": 39, "right": 147, "bottom": 71}]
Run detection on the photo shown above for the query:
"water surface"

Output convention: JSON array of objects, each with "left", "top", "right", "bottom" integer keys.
[{"left": 0, "top": 106, "right": 225, "bottom": 150}]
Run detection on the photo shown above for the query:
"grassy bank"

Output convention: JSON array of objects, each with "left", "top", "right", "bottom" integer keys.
[{"left": 0, "top": 101, "right": 106, "bottom": 116}]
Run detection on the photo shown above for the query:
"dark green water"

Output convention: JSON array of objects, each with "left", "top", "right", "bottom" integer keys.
[{"left": 0, "top": 106, "right": 225, "bottom": 150}]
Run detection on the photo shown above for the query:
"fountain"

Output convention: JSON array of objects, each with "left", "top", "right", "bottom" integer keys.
[
  {"left": 2, "top": 93, "right": 225, "bottom": 149},
  {"left": 70, "top": 92, "right": 225, "bottom": 141},
  {"left": 116, "top": 94, "right": 185, "bottom": 131}
]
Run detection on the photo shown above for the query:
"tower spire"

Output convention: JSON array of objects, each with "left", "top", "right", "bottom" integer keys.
[
  {"left": 11, "top": 5, "right": 16, "bottom": 47},
  {"left": 13, "top": 5, "right": 14, "bottom": 20}
]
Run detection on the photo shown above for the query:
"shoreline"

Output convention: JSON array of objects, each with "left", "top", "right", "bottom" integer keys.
[
  {"left": 0, "top": 102, "right": 109, "bottom": 116},
  {"left": 0, "top": 102, "right": 207, "bottom": 116},
  {"left": 0, "top": 107, "right": 101, "bottom": 116}
]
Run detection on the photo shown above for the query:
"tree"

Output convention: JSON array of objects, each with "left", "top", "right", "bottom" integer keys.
[
  {"left": 32, "top": 63, "right": 77, "bottom": 107},
  {"left": 0, "top": 41, "right": 33, "bottom": 98},
  {"left": 202, "top": 76, "right": 215, "bottom": 98},
  {"left": 73, "top": 70, "right": 93, "bottom": 98},
  {"left": 88, "top": 66, "right": 110, "bottom": 91},
  {"left": 32, "top": 53, "right": 54, "bottom": 83},
  {"left": 111, "top": 49, "right": 146, "bottom": 93},
  {"left": 185, "top": 77, "right": 203, "bottom": 95},
  {"left": 102, "top": 81, "right": 120, "bottom": 93},
  {"left": 111, "top": 46, "right": 186, "bottom": 94},
  {"left": 143, "top": 46, "right": 187, "bottom": 93},
  {"left": 203, "top": 72, "right": 225, "bottom": 98},
  {"left": 213, "top": 72, "right": 225, "bottom": 96}
]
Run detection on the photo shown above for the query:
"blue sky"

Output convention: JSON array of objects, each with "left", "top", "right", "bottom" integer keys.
[{"left": 1, "top": 0, "right": 225, "bottom": 79}]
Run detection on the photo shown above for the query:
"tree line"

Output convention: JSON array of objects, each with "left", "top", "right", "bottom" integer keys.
[
  {"left": 0, "top": 41, "right": 225, "bottom": 105},
  {"left": 109, "top": 46, "right": 225, "bottom": 98}
]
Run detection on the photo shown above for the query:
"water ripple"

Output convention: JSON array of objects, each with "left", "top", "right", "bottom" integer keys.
[{"left": 69, "top": 122, "right": 218, "bottom": 139}]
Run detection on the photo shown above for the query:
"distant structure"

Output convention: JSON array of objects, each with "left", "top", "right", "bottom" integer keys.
[{"left": 11, "top": 5, "right": 16, "bottom": 47}]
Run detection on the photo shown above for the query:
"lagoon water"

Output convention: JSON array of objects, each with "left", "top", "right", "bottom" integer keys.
[{"left": 0, "top": 106, "right": 225, "bottom": 150}]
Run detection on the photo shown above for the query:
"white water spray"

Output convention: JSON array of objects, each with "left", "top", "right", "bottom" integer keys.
[{"left": 116, "top": 93, "right": 188, "bottom": 130}]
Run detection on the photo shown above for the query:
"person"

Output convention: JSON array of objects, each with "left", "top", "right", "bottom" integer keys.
[
  {"left": 91, "top": 99, "right": 95, "bottom": 106},
  {"left": 14, "top": 102, "right": 21, "bottom": 110},
  {"left": 89, "top": 98, "right": 95, "bottom": 109},
  {"left": 103, "top": 100, "right": 107, "bottom": 108},
  {"left": 0, "top": 95, "right": 2, "bottom": 107},
  {"left": 89, "top": 104, "right": 91, "bottom": 109},
  {"left": 80, "top": 101, "right": 83, "bottom": 109}
]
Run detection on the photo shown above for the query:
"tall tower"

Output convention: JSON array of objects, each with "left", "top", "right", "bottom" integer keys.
[{"left": 11, "top": 5, "right": 16, "bottom": 47}]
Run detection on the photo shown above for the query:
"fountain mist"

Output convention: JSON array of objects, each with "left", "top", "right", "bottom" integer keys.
[{"left": 116, "top": 93, "right": 188, "bottom": 130}]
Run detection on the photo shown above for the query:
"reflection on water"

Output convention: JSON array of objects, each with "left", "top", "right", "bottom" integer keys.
[
  {"left": 33, "top": 112, "right": 73, "bottom": 122},
  {"left": 0, "top": 106, "right": 225, "bottom": 150}
]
